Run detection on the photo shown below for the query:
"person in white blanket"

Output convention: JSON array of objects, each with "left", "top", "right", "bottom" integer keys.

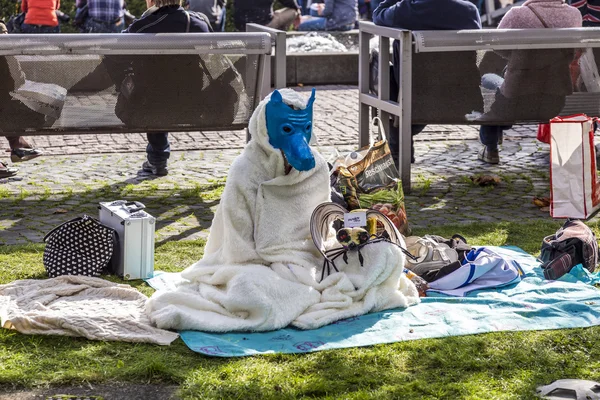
[{"left": 146, "top": 88, "right": 419, "bottom": 332}]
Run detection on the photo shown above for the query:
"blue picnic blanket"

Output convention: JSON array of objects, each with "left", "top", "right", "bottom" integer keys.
[{"left": 146, "top": 246, "right": 600, "bottom": 357}]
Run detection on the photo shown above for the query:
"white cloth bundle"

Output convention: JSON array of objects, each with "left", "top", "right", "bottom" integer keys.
[{"left": 146, "top": 89, "right": 419, "bottom": 332}]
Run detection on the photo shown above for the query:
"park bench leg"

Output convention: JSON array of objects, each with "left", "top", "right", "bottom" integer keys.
[
  {"left": 398, "top": 31, "right": 412, "bottom": 193},
  {"left": 358, "top": 28, "right": 371, "bottom": 149}
]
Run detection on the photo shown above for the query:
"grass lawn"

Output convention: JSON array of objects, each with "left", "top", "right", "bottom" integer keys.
[{"left": 1, "top": 220, "right": 600, "bottom": 399}]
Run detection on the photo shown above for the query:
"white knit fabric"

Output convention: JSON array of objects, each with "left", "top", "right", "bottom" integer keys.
[
  {"left": 0, "top": 275, "right": 178, "bottom": 345},
  {"left": 146, "top": 89, "right": 420, "bottom": 332}
]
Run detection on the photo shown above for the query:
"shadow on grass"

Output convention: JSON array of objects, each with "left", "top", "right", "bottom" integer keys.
[{"left": 0, "top": 171, "right": 223, "bottom": 248}]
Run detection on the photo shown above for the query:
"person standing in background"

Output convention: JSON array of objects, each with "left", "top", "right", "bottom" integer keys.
[
  {"left": 76, "top": 0, "right": 126, "bottom": 33},
  {"left": 21, "top": 0, "right": 61, "bottom": 33}
]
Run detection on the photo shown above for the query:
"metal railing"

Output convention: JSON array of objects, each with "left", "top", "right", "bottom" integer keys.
[{"left": 246, "top": 23, "right": 287, "bottom": 90}]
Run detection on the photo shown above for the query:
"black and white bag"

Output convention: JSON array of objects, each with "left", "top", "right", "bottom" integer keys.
[
  {"left": 540, "top": 219, "right": 599, "bottom": 280},
  {"left": 43, "top": 215, "right": 117, "bottom": 278}
]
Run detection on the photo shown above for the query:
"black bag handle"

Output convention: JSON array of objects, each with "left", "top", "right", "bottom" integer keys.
[
  {"left": 43, "top": 214, "right": 117, "bottom": 243},
  {"left": 43, "top": 216, "right": 84, "bottom": 242},
  {"left": 107, "top": 200, "right": 146, "bottom": 214}
]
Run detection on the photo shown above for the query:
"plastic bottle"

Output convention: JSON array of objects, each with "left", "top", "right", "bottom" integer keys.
[{"left": 403, "top": 268, "right": 429, "bottom": 297}]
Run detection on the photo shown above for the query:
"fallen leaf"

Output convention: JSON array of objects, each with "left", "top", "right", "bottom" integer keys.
[
  {"left": 53, "top": 208, "right": 68, "bottom": 214},
  {"left": 533, "top": 196, "right": 551, "bottom": 208},
  {"left": 470, "top": 175, "right": 501, "bottom": 186}
]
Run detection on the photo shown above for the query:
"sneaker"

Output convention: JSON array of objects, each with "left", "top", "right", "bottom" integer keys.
[
  {"left": 11, "top": 148, "right": 43, "bottom": 163},
  {"left": 142, "top": 160, "right": 168, "bottom": 176},
  {"left": 478, "top": 146, "right": 500, "bottom": 164},
  {"left": 0, "top": 161, "right": 18, "bottom": 178}
]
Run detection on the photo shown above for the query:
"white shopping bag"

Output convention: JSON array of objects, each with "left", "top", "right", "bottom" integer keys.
[{"left": 550, "top": 114, "right": 600, "bottom": 219}]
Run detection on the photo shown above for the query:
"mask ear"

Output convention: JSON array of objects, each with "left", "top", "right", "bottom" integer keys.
[
  {"left": 271, "top": 90, "right": 283, "bottom": 103},
  {"left": 306, "top": 88, "right": 316, "bottom": 108}
]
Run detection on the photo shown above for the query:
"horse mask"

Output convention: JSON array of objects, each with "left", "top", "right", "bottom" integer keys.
[{"left": 265, "top": 88, "right": 316, "bottom": 172}]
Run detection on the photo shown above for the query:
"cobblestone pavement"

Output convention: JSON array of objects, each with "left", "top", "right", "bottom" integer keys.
[{"left": 0, "top": 85, "right": 560, "bottom": 246}]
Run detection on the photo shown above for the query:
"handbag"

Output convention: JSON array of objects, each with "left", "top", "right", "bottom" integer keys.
[
  {"left": 74, "top": 4, "right": 89, "bottom": 27},
  {"left": 540, "top": 219, "right": 598, "bottom": 280},
  {"left": 7, "top": 12, "right": 25, "bottom": 33},
  {"left": 43, "top": 215, "right": 118, "bottom": 278}
]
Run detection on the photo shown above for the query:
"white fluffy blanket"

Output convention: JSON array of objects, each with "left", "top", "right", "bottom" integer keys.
[
  {"left": 146, "top": 89, "right": 419, "bottom": 332},
  {"left": 0, "top": 275, "right": 178, "bottom": 345}
]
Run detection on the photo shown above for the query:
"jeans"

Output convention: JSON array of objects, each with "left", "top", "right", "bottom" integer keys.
[
  {"left": 479, "top": 125, "right": 508, "bottom": 150},
  {"left": 217, "top": 7, "right": 226, "bottom": 32},
  {"left": 297, "top": 16, "right": 327, "bottom": 31},
  {"left": 479, "top": 73, "right": 508, "bottom": 150},
  {"left": 298, "top": 0, "right": 311, "bottom": 15},
  {"left": 83, "top": 17, "right": 125, "bottom": 33},
  {"left": 21, "top": 23, "right": 60, "bottom": 33},
  {"left": 146, "top": 132, "right": 170, "bottom": 165}
]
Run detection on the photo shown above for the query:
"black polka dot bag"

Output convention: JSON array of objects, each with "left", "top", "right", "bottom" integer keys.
[{"left": 43, "top": 214, "right": 118, "bottom": 278}]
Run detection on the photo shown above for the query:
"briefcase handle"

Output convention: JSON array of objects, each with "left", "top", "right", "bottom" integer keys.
[
  {"left": 105, "top": 200, "right": 146, "bottom": 214},
  {"left": 123, "top": 201, "right": 145, "bottom": 214}
]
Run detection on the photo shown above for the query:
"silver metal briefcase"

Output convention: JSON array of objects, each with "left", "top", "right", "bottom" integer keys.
[{"left": 98, "top": 200, "right": 155, "bottom": 280}]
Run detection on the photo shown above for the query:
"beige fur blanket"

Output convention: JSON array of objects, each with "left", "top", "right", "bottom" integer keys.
[{"left": 0, "top": 275, "right": 178, "bottom": 345}]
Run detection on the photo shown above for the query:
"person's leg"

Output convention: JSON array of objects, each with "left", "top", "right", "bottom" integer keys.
[
  {"left": 6, "top": 136, "right": 29, "bottom": 150},
  {"left": 144, "top": 132, "right": 170, "bottom": 175},
  {"left": 219, "top": 7, "right": 226, "bottom": 31},
  {"left": 388, "top": 124, "right": 421, "bottom": 168},
  {"left": 479, "top": 125, "right": 501, "bottom": 150},
  {"left": 481, "top": 73, "right": 504, "bottom": 91},
  {"left": 297, "top": 16, "right": 327, "bottom": 31},
  {"left": 478, "top": 125, "right": 502, "bottom": 164},
  {"left": 332, "top": 23, "right": 354, "bottom": 31},
  {"left": 0, "top": 160, "right": 18, "bottom": 177},
  {"left": 6, "top": 136, "right": 43, "bottom": 162},
  {"left": 266, "top": 8, "right": 299, "bottom": 30}
]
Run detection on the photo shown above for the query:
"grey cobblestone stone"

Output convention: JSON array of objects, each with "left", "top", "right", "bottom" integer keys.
[{"left": 0, "top": 85, "right": 569, "bottom": 245}]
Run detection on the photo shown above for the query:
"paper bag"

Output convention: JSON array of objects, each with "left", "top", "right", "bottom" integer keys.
[
  {"left": 550, "top": 114, "right": 600, "bottom": 219},
  {"left": 333, "top": 118, "right": 409, "bottom": 234}
]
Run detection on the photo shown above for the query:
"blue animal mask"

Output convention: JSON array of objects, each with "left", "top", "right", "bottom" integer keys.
[{"left": 265, "top": 88, "right": 316, "bottom": 172}]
